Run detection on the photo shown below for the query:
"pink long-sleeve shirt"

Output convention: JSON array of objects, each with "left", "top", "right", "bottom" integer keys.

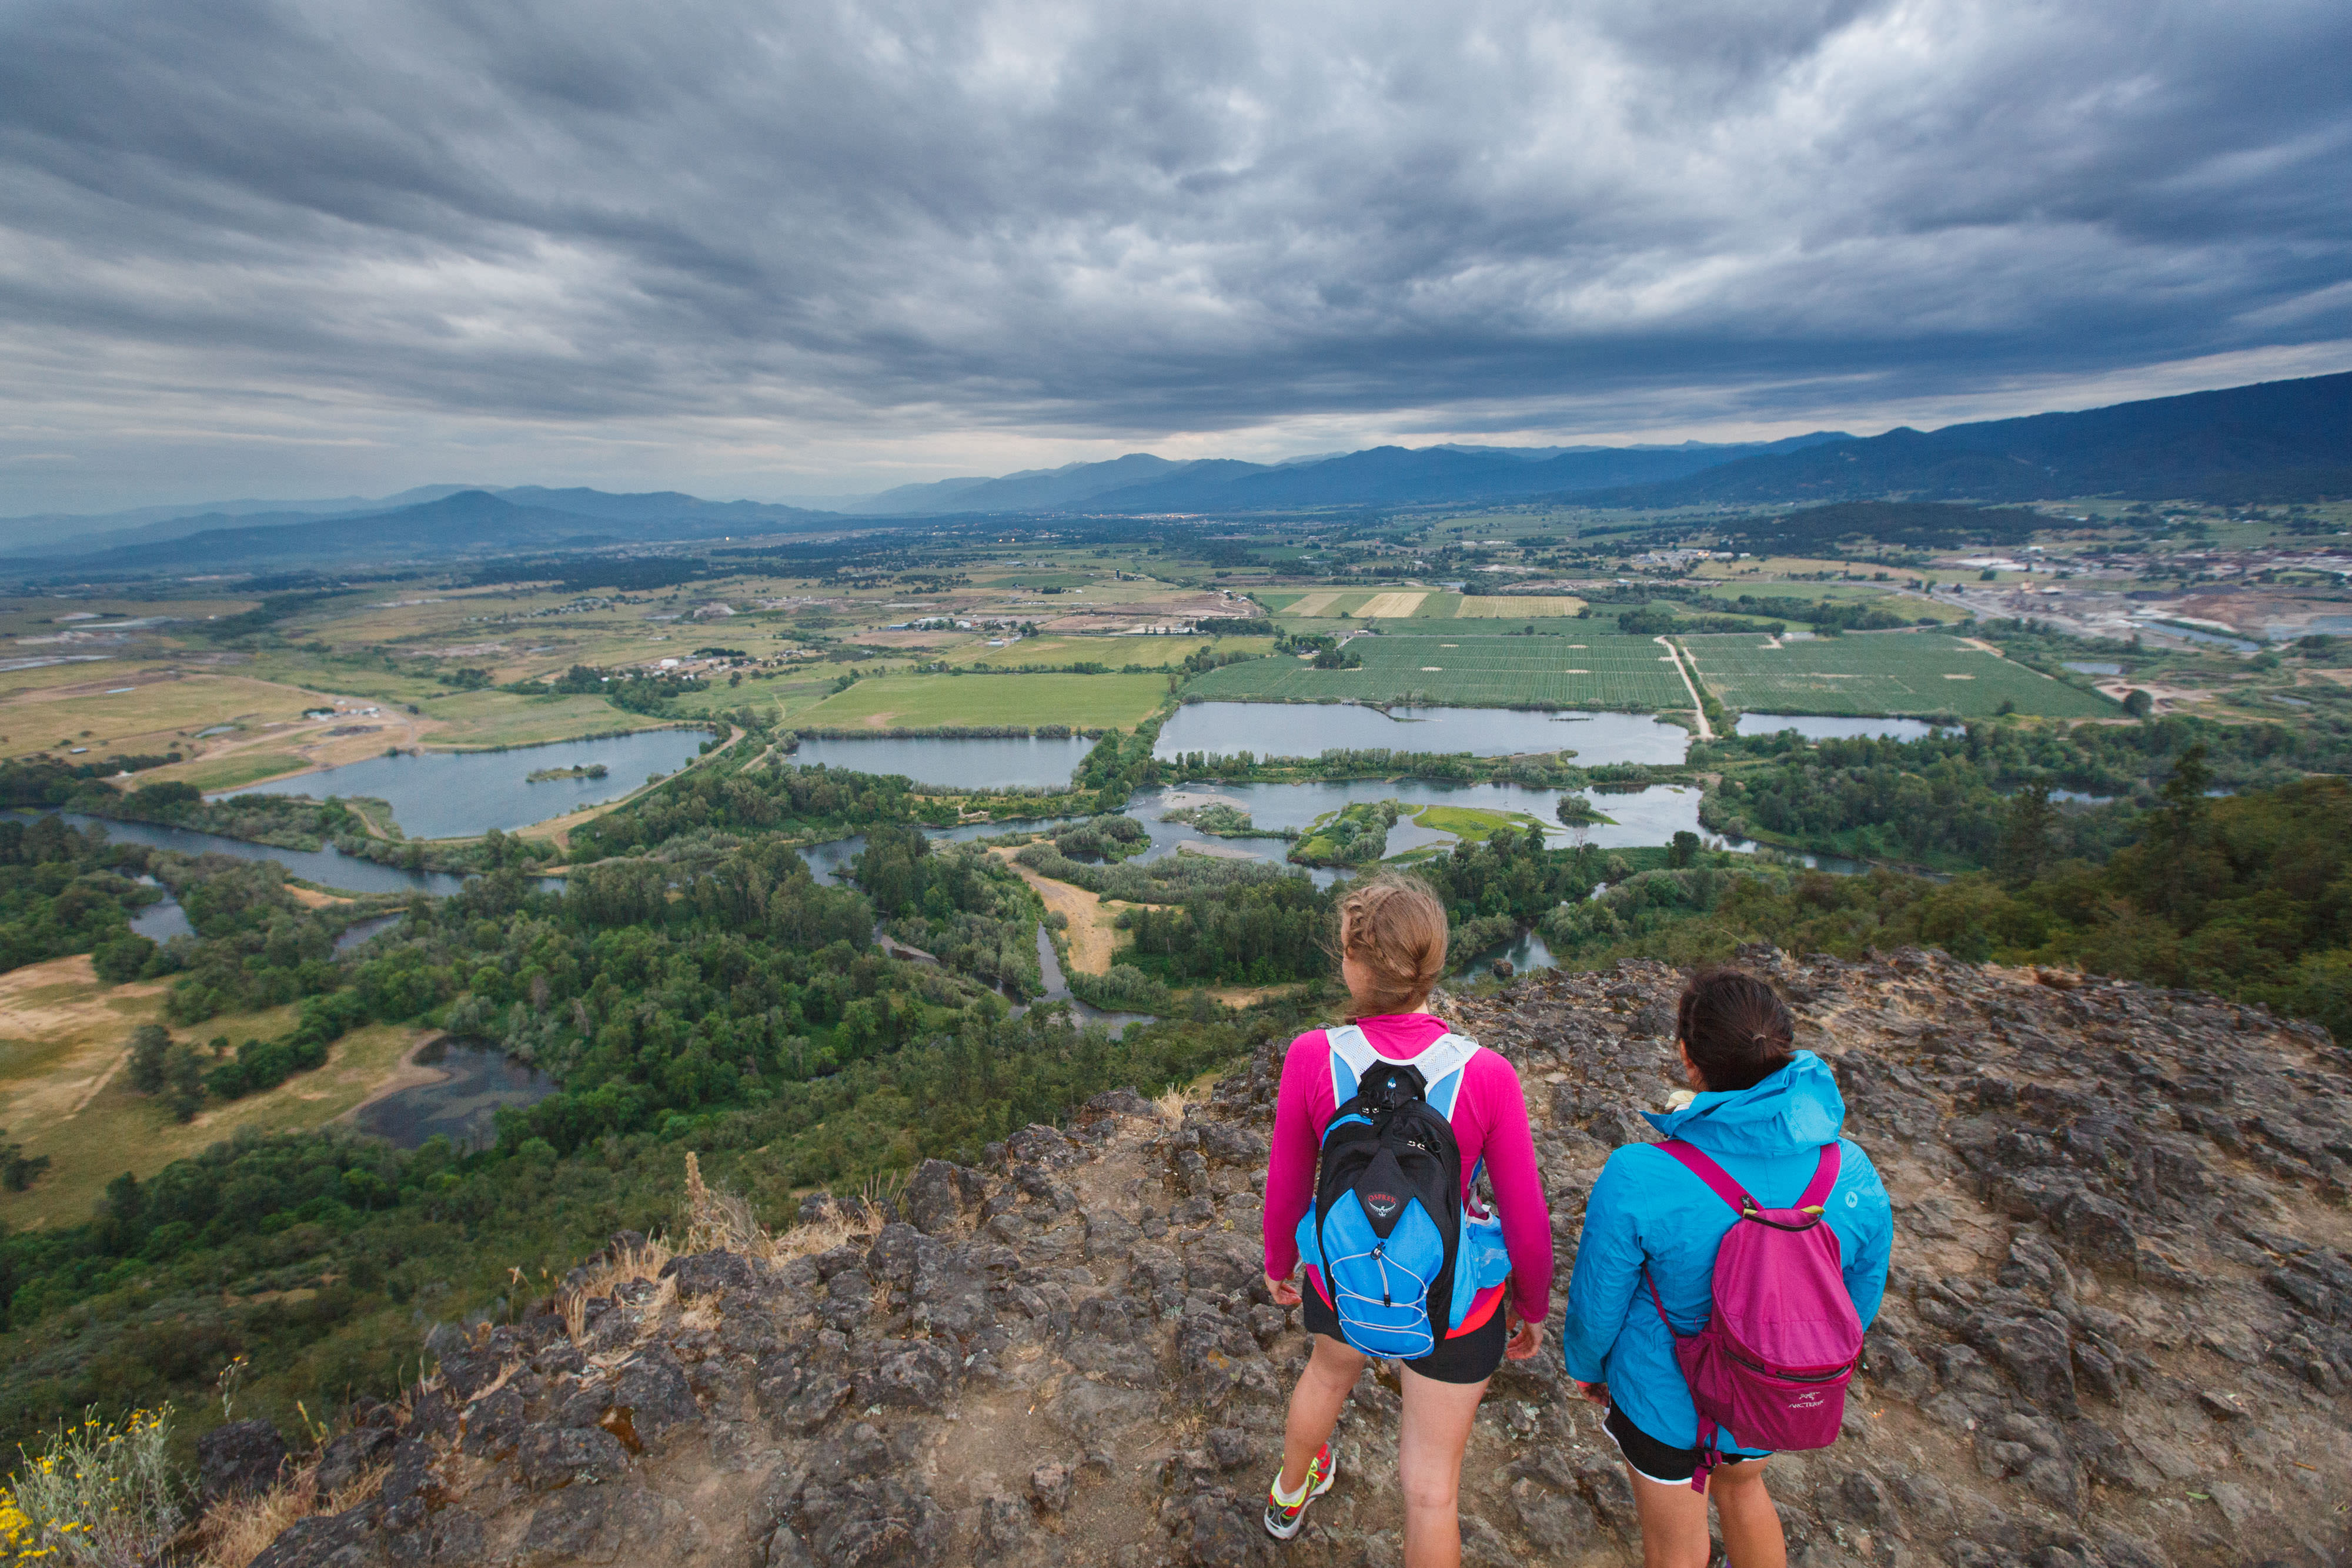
[{"left": 1262, "top": 1012, "right": 1553, "bottom": 1325}]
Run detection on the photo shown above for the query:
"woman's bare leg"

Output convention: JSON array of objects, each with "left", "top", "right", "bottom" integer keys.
[
  {"left": 1627, "top": 1457, "right": 1783, "bottom": 1568},
  {"left": 1396, "top": 1364, "right": 1489, "bottom": 1568},
  {"left": 1279, "top": 1334, "right": 1369, "bottom": 1493},
  {"left": 1709, "top": 1459, "right": 1785, "bottom": 1568},
  {"left": 1628, "top": 1463, "right": 1712, "bottom": 1568}
]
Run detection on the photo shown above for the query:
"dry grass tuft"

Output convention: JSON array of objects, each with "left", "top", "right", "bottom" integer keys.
[
  {"left": 561, "top": 1233, "right": 674, "bottom": 1341},
  {"left": 193, "top": 1446, "right": 393, "bottom": 1568},
  {"left": 774, "top": 1188, "right": 885, "bottom": 1263},
  {"left": 554, "top": 1152, "right": 894, "bottom": 1343}
]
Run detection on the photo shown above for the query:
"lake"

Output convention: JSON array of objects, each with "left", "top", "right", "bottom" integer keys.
[
  {"left": 1157, "top": 703, "right": 1690, "bottom": 764},
  {"left": 1730, "top": 714, "right": 1941, "bottom": 742},
  {"left": 788, "top": 734, "right": 1098, "bottom": 789},
  {"left": 352, "top": 1038, "right": 557, "bottom": 1150},
  {"left": 230, "top": 728, "right": 713, "bottom": 838}
]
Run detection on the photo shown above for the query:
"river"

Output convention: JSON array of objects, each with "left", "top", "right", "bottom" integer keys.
[{"left": 39, "top": 811, "right": 466, "bottom": 896}]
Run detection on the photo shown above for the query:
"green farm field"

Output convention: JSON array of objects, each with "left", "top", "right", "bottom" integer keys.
[
  {"left": 1181, "top": 628, "right": 1690, "bottom": 710},
  {"left": 791, "top": 671, "right": 1169, "bottom": 730},
  {"left": 950, "top": 634, "right": 1276, "bottom": 669},
  {"left": 1689, "top": 581, "right": 1970, "bottom": 624},
  {"left": 1679, "top": 633, "right": 2119, "bottom": 719}
]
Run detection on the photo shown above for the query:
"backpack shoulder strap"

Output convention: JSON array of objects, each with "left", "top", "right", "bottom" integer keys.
[
  {"left": 1653, "top": 1139, "right": 1755, "bottom": 1215},
  {"left": 1324, "top": 1024, "right": 1377, "bottom": 1104},
  {"left": 1796, "top": 1142, "right": 1843, "bottom": 1213},
  {"left": 1416, "top": 1031, "right": 1481, "bottom": 1118}
]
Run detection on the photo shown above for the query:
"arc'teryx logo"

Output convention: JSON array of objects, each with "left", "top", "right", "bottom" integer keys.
[{"left": 1788, "top": 1391, "right": 1827, "bottom": 1410}]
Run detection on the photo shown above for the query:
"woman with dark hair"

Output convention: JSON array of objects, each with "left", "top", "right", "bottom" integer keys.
[{"left": 1559, "top": 967, "right": 1892, "bottom": 1568}]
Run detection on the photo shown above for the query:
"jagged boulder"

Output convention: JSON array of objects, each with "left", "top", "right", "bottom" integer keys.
[{"left": 198, "top": 1417, "right": 287, "bottom": 1505}]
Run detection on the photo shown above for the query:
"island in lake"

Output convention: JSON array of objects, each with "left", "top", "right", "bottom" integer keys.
[{"left": 526, "top": 763, "right": 608, "bottom": 783}]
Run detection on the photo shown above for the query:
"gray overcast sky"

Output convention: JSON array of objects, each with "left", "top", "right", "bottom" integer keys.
[{"left": 3, "top": 0, "right": 2349, "bottom": 514}]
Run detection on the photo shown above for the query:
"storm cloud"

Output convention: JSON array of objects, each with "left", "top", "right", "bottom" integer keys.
[{"left": 2, "top": 0, "right": 2348, "bottom": 509}]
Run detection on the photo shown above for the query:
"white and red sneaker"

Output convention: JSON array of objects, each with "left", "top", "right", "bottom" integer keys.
[{"left": 1262, "top": 1443, "right": 1337, "bottom": 1541}]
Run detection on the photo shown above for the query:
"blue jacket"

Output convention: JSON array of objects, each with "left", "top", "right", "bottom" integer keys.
[{"left": 1559, "top": 1052, "right": 1892, "bottom": 1455}]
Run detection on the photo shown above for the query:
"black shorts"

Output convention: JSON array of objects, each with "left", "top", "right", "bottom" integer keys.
[
  {"left": 1300, "top": 1284, "right": 1508, "bottom": 1385},
  {"left": 1603, "top": 1403, "right": 1765, "bottom": 1485}
]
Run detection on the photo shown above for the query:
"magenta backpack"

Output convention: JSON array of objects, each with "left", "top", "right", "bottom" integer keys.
[{"left": 1642, "top": 1139, "right": 1863, "bottom": 1491}]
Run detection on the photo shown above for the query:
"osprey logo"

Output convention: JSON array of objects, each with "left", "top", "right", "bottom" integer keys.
[
  {"left": 1365, "top": 1192, "right": 1401, "bottom": 1219},
  {"left": 1788, "top": 1391, "right": 1827, "bottom": 1410}
]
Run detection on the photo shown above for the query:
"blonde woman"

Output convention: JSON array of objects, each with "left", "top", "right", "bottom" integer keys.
[{"left": 1260, "top": 874, "right": 1551, "bottom": 1568}]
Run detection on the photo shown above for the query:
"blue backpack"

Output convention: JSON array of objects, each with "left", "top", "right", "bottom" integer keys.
[{"left": 1293, "top": 1025, "right": 1513, "bottom": 1359}]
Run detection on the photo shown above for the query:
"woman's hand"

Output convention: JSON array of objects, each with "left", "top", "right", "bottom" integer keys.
[
  {"left": 1502, "top": 1303, "right": 1541, "bottom": 1360},
  {"left": 1266, "top": 1272, "right": 1302, "bottom": 1307},
  {"left": 1574, "top": 1379, "right": 1609, "bottom": 1407}
]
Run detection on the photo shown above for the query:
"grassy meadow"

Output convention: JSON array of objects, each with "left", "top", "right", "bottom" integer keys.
[
  {"left": 0, "top": 672, "right": 328, "bottom": 762},
  {"left": 0, "top": 956, "right": 429, "bottom": 1227}
]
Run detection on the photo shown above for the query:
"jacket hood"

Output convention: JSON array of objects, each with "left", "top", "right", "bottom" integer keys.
[{"left": 1642, "top": 1050, "right": 1846, "bottom": 1155}]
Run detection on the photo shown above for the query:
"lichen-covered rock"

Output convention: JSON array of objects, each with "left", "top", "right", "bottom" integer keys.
[
  {"left": 662, "top": 1248, "right": 761, "bottom": 1296},
  {"left": 514, "top": 1425, "right": 630, "bottom": 1492},
  {"left": 314, "top": 1425, "right": 399, "bottom": 1500},
  {"left": 199, "top": 1417, "right": 288, "bottom": 1505}
]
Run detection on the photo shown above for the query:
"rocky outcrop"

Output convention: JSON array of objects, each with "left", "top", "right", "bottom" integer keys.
[{"left": 248, "top": 951, "right": 2352, "bottom": 1567}]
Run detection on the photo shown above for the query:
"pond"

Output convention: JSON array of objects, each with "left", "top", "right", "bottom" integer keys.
[
  {"left": 335, "top": 914, "right": 404, "bottom": 952},
  {"left": 2145, "top": 624, "right": 2261, "bottom": 653},
  {"left": 1465, "top": 925, "right": 1556, "bottom": 977},
  {"left": 128, "top": 878, "right": 194, "bottom": 942},
  {"left": 38, "top": 811, "right": 467, "bottom": 896},
  {"left": 1730, "top": 714, "right": 1942, "bottom": 743},
  {"left": 1156, "top": 703, "right": 1690, "bottom": 764},
  {"left": 351, "top": 1038, "right": 557, "bottom": 1150},
  {"left": 230, "top": 727, "right": 714, "bottom": 838},
  {"left": 794, "top": 813, "right": 1093, "bottom": 885},
  {"left": 787, "top": 734, "right": 1098, "bottom": 790}
]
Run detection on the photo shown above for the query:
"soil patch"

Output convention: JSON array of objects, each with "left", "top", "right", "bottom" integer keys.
[{"left": 990, "top": 850, "right": 1121, "bottom": 975}]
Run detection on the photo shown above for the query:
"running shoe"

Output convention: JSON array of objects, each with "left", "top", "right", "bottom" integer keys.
[{"left": 1262, "top": 1443, "right": 1336, "bottom": 1541}]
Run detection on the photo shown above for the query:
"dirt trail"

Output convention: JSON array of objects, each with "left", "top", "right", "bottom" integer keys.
[
  {"left": 1656, "top": 636, "right": 1713, "bottom": 738},
  {"left": 990, "top": 849, "right": 1120, "bottom": 975}
]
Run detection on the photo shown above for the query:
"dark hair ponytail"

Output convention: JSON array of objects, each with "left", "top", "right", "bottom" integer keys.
[{"left": 1676, "top": 966, "right": 1795, "bottom": 1092}]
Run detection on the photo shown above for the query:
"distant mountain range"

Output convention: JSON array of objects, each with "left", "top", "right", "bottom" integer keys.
[
  {"left": 1578, "top": 371, "right": 2352, "bottom": 508},
  {"left": 9, "top": 370, "right": 2347, "bottom": 576},
  {"left": 844, "top": 433, "right": 1852, "bottom": 514},
  {"left": 8, "top": 489, "right": 836, "bottom": 575},
  {"left": 0, "top": 484, "right": 829, "bottom": 561}
]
